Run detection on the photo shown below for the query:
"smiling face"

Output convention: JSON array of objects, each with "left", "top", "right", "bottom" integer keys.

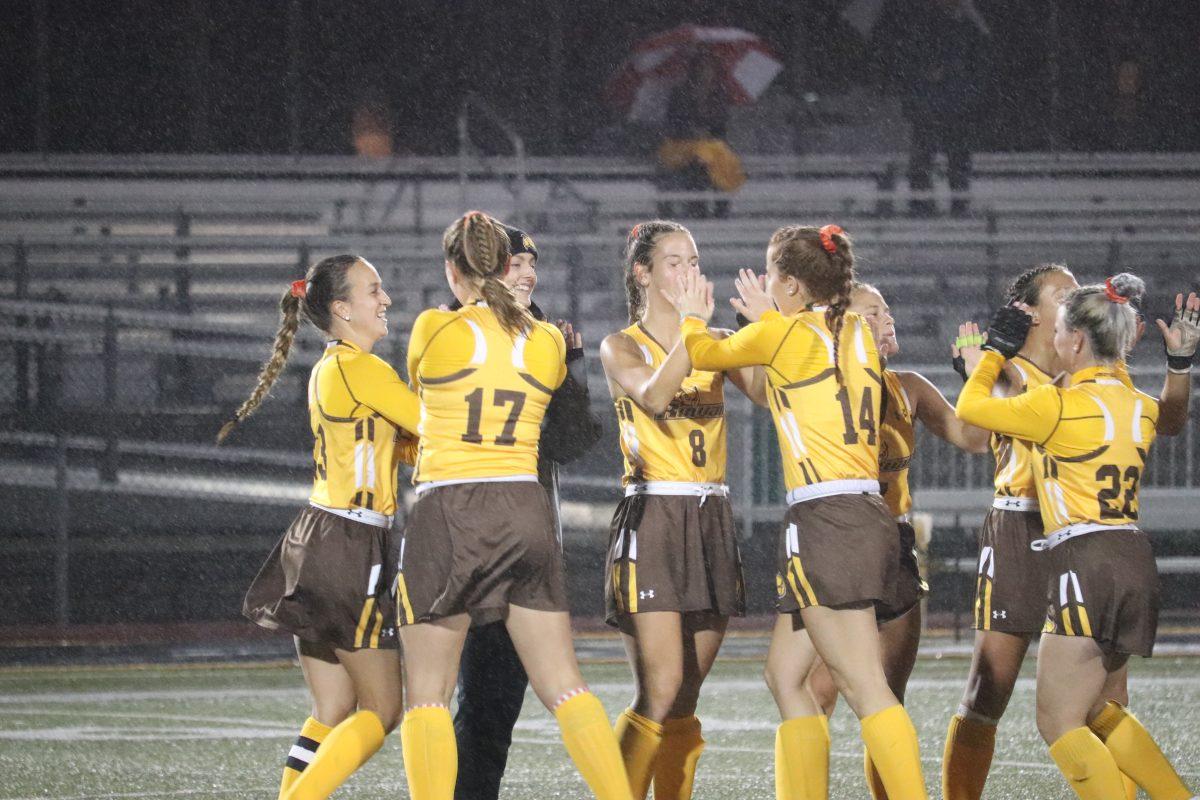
[
  {"left": 502, "top": 252, "right": 537, "bottom": 309},
  {"left": 850, "top": 284, "right": 897, "bottom": 357},
  {"left": 638, "top": 231, "right": 698, "bottom": 312},
  {"left": 331, "top": 259, "right": 390, "bottom": 346}
]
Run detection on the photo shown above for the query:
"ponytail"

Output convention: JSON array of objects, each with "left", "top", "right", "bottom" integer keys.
[
  {"left": 217, "top": 290, "right": 302, "bottom": 443},
  {"left": 444, "top": 211, "right": 532, "bottom": 337},
  {"left": 216, "top": 253, "right": 360, "bottom": 444},
  {"left": 768, "top": 223, "right": 857, "bottom": 381}
]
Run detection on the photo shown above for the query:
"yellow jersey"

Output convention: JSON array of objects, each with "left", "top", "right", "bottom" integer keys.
[
  {"left": 991, "top": 355, "right": 1055, "bottom": 500},
  {"left": 958, "top": 351, "right": 1159, "bottom": 532},
  {"left": 307, "top": 339, "right": 421, "bottom": 515},
  {"left": 407, "top": 302, "right": 566, "bottom": 483},
  {"left": 681, "top": 309, "right": 882, "bottom": 495},
  {"left": 879, "top": 369, "right": 916, "bottom": 518},
  {"left": 614, "top": 323, "right": 728, "bottom": 485}
]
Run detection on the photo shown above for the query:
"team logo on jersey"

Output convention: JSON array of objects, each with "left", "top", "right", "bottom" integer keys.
[
  {"left": 658, "top": 385, "right": 724, "bottom": 421},
  {"left": 638, "top": 589, "right": 655, "bottom": 600}
]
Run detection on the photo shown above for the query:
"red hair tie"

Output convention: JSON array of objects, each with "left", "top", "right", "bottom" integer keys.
[
  {"left": 630, "top": 223, "right": 641, "bottom": 239},
  {"left": 290, "top": 279, "right": 307, "bottom": 299},
  {"left": 818, "top": 224, "right": 843, "bottom": 254},
  {"left": 1104, "top": 277, "right": 1128, "bottom": 304}
]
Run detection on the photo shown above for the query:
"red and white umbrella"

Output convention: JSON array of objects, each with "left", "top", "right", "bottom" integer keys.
[{"left": 604, "top": 25, "right": 784, "bottom": 124}]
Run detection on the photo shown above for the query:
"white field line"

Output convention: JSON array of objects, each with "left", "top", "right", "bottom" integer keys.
[
  {"left": 2, "top": 674, "right": 1198, "bottom": 706},
  {"left": 3, "top": 707, "right": 295, "bottom": 728}
]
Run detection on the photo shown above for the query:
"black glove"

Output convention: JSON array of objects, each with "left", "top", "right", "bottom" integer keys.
[
  {"left": 952, "top": 354, "right": 969, "bottom": 383},
  {"left": 982, "top": 306, "right": 1033, "bottom": 359}
]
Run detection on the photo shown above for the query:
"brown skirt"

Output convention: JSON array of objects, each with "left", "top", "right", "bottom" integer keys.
[
  {"left": 604, "top": 493, "right": 746, "bottom": 626},
  {"left": 775, "top": 492, "right": 899, "bottom": 616},
  {"left": 395, "top": 481, "right": 567, "bottom": 625},
  {"left": 1041, "top": 528, "right": 1159, "bottom": 657},
  {"left": 876, "top": 520, "right": 929, "bottom": 623},
  {"left": 243, "top": 506, "right": 397, "bottom": 651},
  {"left": 972, "top": 507, "right": 1048, "bottom": 634}
]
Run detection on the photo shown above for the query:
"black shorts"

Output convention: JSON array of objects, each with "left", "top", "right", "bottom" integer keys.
[
  {"left": 605, "top": 492, "right": 745, "bottom": 626},
  {"left": 396, "top": 481, "right": 568, "bottom": 625},
  {"left": 972, "top": 507, "right": 1048, "bottom": 634},
  {"left": 876, "top": 520, "right": 928, "bottom": 624},
  {"left": 1041, "top": 528, "right": 1159, "bottom": 657},
  {"left": 776, "top": 493, "right": 898, "bottom": 616},
  {"left": 244, "top": 506, "right": 397, "bottom": 651}
]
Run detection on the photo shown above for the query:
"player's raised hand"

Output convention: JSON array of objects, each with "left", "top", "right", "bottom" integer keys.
[
  {"left": 982, "top": 303, "right": 1032, "bottom": 359},
  {"left": 1157, "top": 291, "right": 1200, "bottom": 367},
  {"left": 556, "top": 319, "right": 583, "bottom": 350},
  {"left": 729, "top": 268, "right": 774, "bottom": 322},
  {"left": 952, "top": 321, "right": 986, "bottom": 380},
  {"left": 662, "top": 265, "right": 714, "bottom": 323}
]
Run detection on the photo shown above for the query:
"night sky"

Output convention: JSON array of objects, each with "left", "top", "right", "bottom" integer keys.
[{"left": 2, "top": 0, "right": 1198, "bottom": 155}]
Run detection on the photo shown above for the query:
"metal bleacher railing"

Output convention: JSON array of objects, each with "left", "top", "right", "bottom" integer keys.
[{"left": 2, "top": 151, "right": 1200, "bottom": 628}]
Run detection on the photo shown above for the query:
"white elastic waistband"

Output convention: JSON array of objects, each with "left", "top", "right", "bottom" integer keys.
[
  {"left": 993, "top": 496, "right": 1040, "bottom": 512},
  {"left": 625, "top": 482, "right": 729, "bottom": 498},
  {"left": 310, "top": 502, "right": 393, "bottom": 529},
  {"left": 414, "top": 474, "right": 538, "bottom": 496},
  {"left": 787, "top": 479, "right": 880, "bottom": 507},
  {"left": 1031, "top": 522, "right": 1138, "bottom": 551}
]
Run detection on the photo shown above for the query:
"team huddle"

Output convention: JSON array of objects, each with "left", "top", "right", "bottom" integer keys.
[{"left": 220, "top": 210, "right": 1200, "bottom": 800}]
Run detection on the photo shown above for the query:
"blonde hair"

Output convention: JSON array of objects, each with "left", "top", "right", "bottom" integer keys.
[
  {"left": 443, "top": 211, "right": 532, "bottom": 336},
  {"left": 1063, "top": 273, "right": 1144, "bottom": 362},
  {"left": 216, "top": 254, "right": 360, "bottom": 444}
]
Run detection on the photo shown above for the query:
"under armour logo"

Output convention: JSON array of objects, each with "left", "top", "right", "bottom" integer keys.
[
  {"left": 993, "top": 610, "right": 1007, "bottom": 620},
  {"left": 639, "top": 590, "right": 655, "bottom": 600}
]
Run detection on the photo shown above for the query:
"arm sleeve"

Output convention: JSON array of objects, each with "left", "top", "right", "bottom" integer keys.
[
  {"left": 956, "top": 350, "right": 1062, "bottom": 443},
  {"left": 541, "top": 354, "right": 603, "bottom": 465},
  {"left": 341, "top": 355, "right": 422, "bottom": 434},
  {"left": 680, "top": 312, "right": 783, "bottom": 371},
  {"left": 406, "top": 309, "right": 444, "bottom": 391}
]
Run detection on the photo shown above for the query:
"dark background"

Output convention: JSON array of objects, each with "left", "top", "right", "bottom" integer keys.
[{"left": 2, "top": 0, "right": 1199, "bottom": 156}]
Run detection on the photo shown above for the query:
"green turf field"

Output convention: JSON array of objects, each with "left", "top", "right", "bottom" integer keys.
[{"left": 1, "top": 656, "right": 1197, "bottom": 799}]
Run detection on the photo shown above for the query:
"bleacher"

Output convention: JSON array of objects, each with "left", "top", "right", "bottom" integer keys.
[{"left": 3, "top": 151, "right": 1200, "bottom": 529}]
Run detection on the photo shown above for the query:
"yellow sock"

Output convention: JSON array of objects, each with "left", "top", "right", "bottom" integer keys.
[
  {"left": 556, "top": 691, "right": 635, "bottom": 800},
  {"left": 400, "top": 705, "right": 457, "bottom": 800},
  {"left": 282, "top": 710, "right": 384, "bottom": 800},
  {"left": 776, "top": 715, "right": 830, "bottom": 800},
  {"left": 1090, "top": 701, "right": 1192, "bottom": 800},
  {"left": 865, "top": 750, "right": 889, "bottom": 800},
  {"left": 860, "top": 704, "right": 927, "bottom": 800},
  {"left": 941, "top": 713, "right": 996, "bottom": 800},
  {"left": 1049, "top": 727, "right": 1127, "bottom": 800},
  {"left": 654, "top": 716, "right": 705, "bottom": 800},
  {"left": 279, "top": 716, "right": 332, "bottom": 799},
  {"left": 614, "top": 707, "right": 663, "bottom": 799}
]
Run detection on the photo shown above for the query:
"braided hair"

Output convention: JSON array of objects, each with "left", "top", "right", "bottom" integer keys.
[
  {"left": 622, "top": 220, "right": 689, "bottom": 323},
  {"left": 768, "top": 224, "right": 856, "bottom": 382},
  {"left": 217, "top": 254, "right": 360, "bottom": 444},
  {"left": 1007, "top": 263, "right": 1075, "bottom": 306},
  {"left": 443, "top": 211, "right": 532, "bottom": 337}
]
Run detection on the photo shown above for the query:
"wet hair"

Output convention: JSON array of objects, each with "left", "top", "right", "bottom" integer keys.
[
  {"left": 622, "top": 220, "right": 689, "bottom": 323},
  {"left": 768, "top": 225, "right": 856, "bottom": 382},
  {"left": 443, "top": 211, "right": 531, "bottom": 336},
  {"left": 217, "top": 254, "right": 360, "bottom": 444},
  {"left": 1007, "top": 263, "right": 1075, "bottom": 306},
  {"left": 1062, "top": 273, "right": 1144, "bottom": 362}
]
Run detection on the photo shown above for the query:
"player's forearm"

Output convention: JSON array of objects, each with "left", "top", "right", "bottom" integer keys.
[{"left": 1156, "top": 371, "right": 1190, "bottom": 436}]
